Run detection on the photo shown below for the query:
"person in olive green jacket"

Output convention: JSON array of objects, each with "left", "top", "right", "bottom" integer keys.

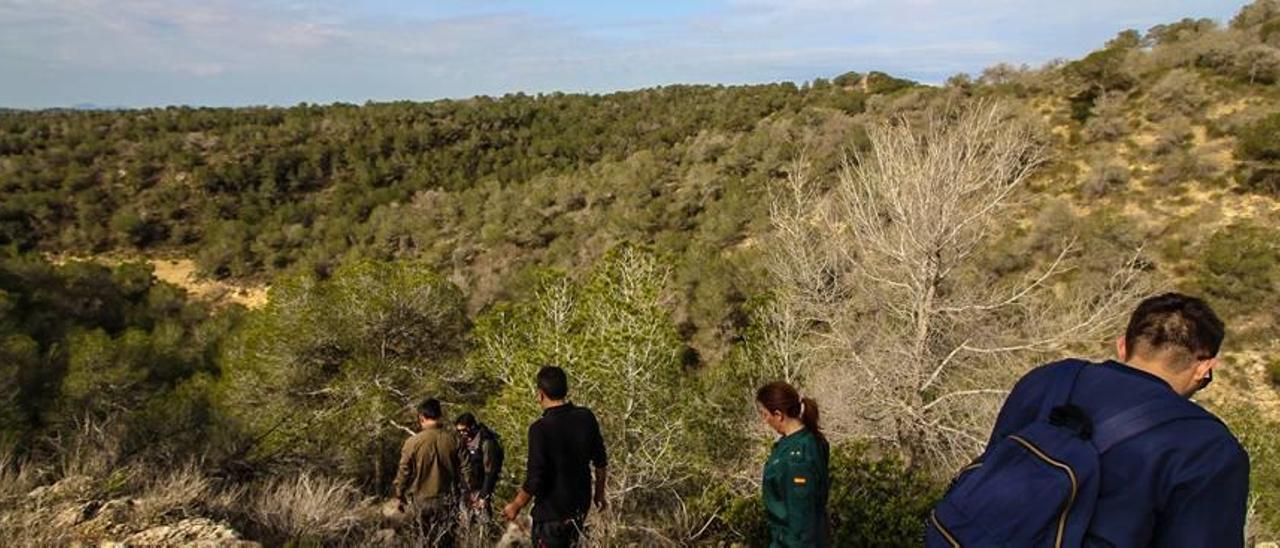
[
  {"left": 393, "top": 397, "right": 463, "bottom": 540},
  {"left": 757, "top": 381, "right": 831, "bottom": 547}
]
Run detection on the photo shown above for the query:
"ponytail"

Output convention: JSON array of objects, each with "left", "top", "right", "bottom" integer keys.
[
  {"left": 799, "top": 396, "right": 824, "bottom": 442},
  {"left": 756, "top": 381, "right": 825, "bottom": 442}
]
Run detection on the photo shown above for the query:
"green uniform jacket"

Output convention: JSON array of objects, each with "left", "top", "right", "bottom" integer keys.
[
  {"left": 763, "top": 428, "right": 830, "bottom": 548},
  {"left": 393, "top": 424, "right": 462, "bottom": 507}
]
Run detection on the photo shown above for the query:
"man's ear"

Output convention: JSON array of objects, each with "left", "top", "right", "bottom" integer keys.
[
  {"left": 1115, "top": 336, "right": 1128, "bottom": 362},
  {"left": 1195, "top": 357, "right": 1219, "bottom": 380}
]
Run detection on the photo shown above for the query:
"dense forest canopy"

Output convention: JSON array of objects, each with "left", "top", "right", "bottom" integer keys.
[
  {"left": 0, "top": 72, "right": 914, "bottom": 365},
  {"left": 3, "top": 1, "right": 1280, "bottom": 545}
]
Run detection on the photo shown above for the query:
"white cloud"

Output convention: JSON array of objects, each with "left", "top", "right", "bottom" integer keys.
[{"left": 0, "top": 0, "right": 1251, "bottom": 107}]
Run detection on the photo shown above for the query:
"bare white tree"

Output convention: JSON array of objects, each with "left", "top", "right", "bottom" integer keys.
[
  {"left": 767, "top": 101, "right": 1148, "bottom": 473},
  {"left": 475, "top": 246, "right": 704, "bottom": 539}
]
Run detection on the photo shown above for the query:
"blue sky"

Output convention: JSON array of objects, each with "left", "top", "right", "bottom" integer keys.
[{"left": 0, "top": 0, "right": 1250, "bottom": 109}]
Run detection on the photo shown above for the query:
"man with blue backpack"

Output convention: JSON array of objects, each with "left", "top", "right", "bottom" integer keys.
[{"left": 927, "top": 293, "right": 1250, "bottom": 547}]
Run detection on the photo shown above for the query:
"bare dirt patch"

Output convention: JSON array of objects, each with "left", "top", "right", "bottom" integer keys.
[
  {"left": 48, "top": 255, "right": 267, "bottom": 309},
  {"left": 151, "top": 259, "right": 267, "bottom": 308}
]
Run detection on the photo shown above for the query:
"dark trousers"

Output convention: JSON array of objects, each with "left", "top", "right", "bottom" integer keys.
[
  {"left": 406, "top": 498, "right": 456, "bottom": 547},
  {"left": 532, "top": 518, "right": 584, "bottom": 548}
]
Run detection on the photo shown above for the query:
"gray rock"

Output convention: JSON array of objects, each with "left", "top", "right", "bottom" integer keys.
[
  {"left": 75, "top": 498, "right": 136, "bottom": 539},
  {"left": 28, "top": 475, "right": 94, "bottom": 502},
  {"left": 52, "top": 500, "right": 102, "bottom": 529},
  {"left": 123, "top": 517, "right": 257, "bottom": 546}
]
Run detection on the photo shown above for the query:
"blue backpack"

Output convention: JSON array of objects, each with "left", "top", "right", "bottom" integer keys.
[{"left": 925, "top": 360, "right": 1210, "bottom": 547}]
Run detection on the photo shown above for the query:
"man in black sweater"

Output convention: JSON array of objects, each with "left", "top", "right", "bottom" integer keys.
[{"left": 502, "top": 366, "right": 608, "bottom": 548}]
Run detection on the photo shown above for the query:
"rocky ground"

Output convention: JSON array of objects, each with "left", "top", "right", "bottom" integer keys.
[
  {"left": 17, "top": 475, "right": 254, "bottom": 546},
  {"left": 8, "top": 473, "right": 541, "bottom": 546}
]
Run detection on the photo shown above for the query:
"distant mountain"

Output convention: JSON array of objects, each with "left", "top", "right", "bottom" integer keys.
[{"left": 70, "top": 102, "right": 129, "bottom": 111}]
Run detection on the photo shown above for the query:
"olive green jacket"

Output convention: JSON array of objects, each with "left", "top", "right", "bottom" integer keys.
[
  {"left": 763, "top": 428, "right": 831, "bottom": 548},
  {"left": 393, "top": 423, "right": 462, "bottom": 506}
]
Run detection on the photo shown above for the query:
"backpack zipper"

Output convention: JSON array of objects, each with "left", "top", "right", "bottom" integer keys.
[
  {"left": 1007, "top": 434, "right": 1078, "bottom": 548},
  {"left": 929, "top": 510, "right": 961, "bottom": 548},
  {"left": 930, "top": 459, "right": 982, "bottom": 547}
]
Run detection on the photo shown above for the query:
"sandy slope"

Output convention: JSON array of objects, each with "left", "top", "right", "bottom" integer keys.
[{"left": 47, "top": 255, "right": 267, "bottom": 309}]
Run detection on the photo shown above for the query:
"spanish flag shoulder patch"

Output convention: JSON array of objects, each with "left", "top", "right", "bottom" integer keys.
[{"left": 793, "top": 476, "right": 808, "bottom": 485}]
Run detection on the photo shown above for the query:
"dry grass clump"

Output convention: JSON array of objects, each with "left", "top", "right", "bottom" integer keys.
[
  {"left": 135, "top": 462, "right": 212, "bottom": 523},
  {"left": 250, "top": 472, "right": 372, "bottom": 543},
  {"left": 0, "top": 447, "right": 76, "bottom": 546},
  {"left": 0, "top": 447, "right": 36, "bottom": 501}
]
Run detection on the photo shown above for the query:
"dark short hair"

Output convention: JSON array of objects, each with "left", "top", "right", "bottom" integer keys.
[
  {"left": 536, "top": 366, "right": 569, "bottom": 400},
  {"left": 455, "top": 412, "right": 477, "bottom": 428},
  {"left": 1124, "top": 293, "right": 1224, "bottom": 368},
  {"left": 417, "top": 398, "right": 443, "bottom": 420}
]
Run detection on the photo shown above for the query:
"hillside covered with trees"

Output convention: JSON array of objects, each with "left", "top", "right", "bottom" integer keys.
[{"left": 3, "top": 1, "right": 1280, "bottom": 545}]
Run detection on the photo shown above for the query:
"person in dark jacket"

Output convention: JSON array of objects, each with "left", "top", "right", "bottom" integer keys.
[
  {"left": 455, "top": 412, "right": 504, "bottom": 520},
  {"left": 987, "top": 293, "right": 1250, "bottom": 547},
  {"left": 756, "top": 381, "right": 830, "bottom": 548},
  {"left": 501, "top": 366, "right": 608, "bottom": 548}
]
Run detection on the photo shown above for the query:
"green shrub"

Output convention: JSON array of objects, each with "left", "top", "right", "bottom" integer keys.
[
  {"left": 1147, "top": 70, "right": 1208, "bottom": 120},
  {"left": 1147, "top": 18, "right": 1218, "bottom": 46},
  {"left": 0, "top": 255, "right": 228, "bottom": 456},
  {"left": 1243, "top": 165, "right": 1280, "bottom": 194},
  {"left": 215, "top": 260, "right": 468, "bottom": 487},
  {"left": 1266, "top": 358, "right": 1280, "bottom": 387},
  {"left": 1235, "top": 112, "right": 1280, "bottom": 193},
  {"left": 1215, "top": 403, "right": 1280, "bottom": 543},
  {"left": 863, "top": 72, "right": 917, "bottom": 95},
  {"left": 720, "top": 492, "right": 771, "bottom": 546},
  {"left": 720, "top": 443, "right": 940, "bottom": 547},
  {"left": 1080, "top": 92, "right": 1129, "bottom": 141},
  {"left": 1195, "top": 223, "right": 1280, "bottom": 314},
  {"left": 832, "top": 71, "right": 863, "bottom": 88},
  {"left": 1262, "top": 19, "right": 1280, "bottom": 46},
  {"left": 1082, "top": 153, "right": 1131, "bottom": 197},
  {"left": 1150, "top": 117, "right": 1194, "bottom": 156},
  {"left": 1149, "top": 148, "right": 1218, "bottom": 188},
  {"left": 1067, "top": 46, "right": 1137, "bottom": 97},
  {"left": 1236, "top": 112, "right": 1280, "bottom": 163},
  {"left": 1232, "top": 1, "right": 1280, "bottom": 30},
  {"left": 470, "top": 245, "right": 713, "bottom": 521}
]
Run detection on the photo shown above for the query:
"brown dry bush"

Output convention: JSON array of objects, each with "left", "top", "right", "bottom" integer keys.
[
  {"left": 1151, "top": 149, "right": 1220, "bottom": 187},
  {"left": 768, "top": 101, "right": 1148, "bottom": 473},
  {"left": 0, "top": 447, "right": 35, "bottom": 501},
  {"left": 1151, "top": 116, "right": 1195, "bottom": 157},
  {"left": 1082, "top": 151, "right": 1132, "bottom": 198},
  {"left": 1082, "top": 91, "right": 1131, "bottom": 142},
  {"left": 1147, "top": 69, "right": 1209, "bottom": 121},
  {"left": 134, "top": 463, "right": 212, "bottom": 524},
  {"left": 249, "top": 472, "right": 373, "bottom": 544}
]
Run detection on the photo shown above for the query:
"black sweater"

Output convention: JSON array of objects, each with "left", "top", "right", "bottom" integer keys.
[{"left": 522, "top": 403, "right": 608, "bottom": 522}]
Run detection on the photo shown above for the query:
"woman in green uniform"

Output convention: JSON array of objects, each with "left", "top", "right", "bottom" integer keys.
[{"left": 756, "top": 381, "right": 830, "bottom": 548}]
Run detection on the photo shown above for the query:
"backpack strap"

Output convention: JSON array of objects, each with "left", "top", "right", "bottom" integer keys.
[
  {"left": 1037, "top": 359, "right": 1090, "bottom": 420},
  {"left": 1091, "top": 398, "right": 1215, "bottom": 453}
]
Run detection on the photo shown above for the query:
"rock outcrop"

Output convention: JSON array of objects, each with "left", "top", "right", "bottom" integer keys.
[
  {"left": 122, "top": 518, "right": 256, "bottom": 546},
  {"left": 21, "top": 478, "right": 256, "bottom": 546}
]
